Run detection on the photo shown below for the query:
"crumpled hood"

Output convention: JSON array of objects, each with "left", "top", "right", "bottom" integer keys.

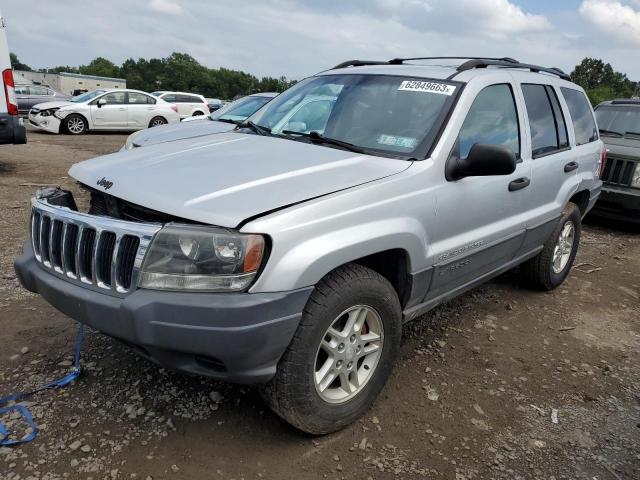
[
  {"left": 31, "top": 100, "right": 75, "bottom": 111},
  {"left": 131, "top": 119, "right": 236, "bottom": 148},
  {"left": 69, "top": 132, "right": 411, "bottom": 228}
]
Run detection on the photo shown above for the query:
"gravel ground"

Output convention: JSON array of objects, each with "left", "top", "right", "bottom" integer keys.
[{"left": 1, "top": 129, "right": 639, "bottom": 480}]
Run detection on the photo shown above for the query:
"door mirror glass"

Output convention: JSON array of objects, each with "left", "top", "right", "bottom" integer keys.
[{"left": 446, "top": 143, "right": 516, "bottom": 180}]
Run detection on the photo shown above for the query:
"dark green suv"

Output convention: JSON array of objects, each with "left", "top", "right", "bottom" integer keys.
[{"left": 593, "top": 99, "right": 640, "bottom": 224}]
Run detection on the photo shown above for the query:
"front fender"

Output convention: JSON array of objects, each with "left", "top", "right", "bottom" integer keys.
[{"left": 249, "top": 217, "right": 427, "bottom": 293}]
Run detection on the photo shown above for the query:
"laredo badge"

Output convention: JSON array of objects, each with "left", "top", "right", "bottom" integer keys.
[{"left": 398, "top": 80, "right": 456, "bottom": 96}]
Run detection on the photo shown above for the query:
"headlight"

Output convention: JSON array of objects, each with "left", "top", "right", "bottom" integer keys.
[
  {"left": 124, "top": 130, "right": 142, "bottom": 150},
  {"left": 139, "top": 225, "right": 266, "bottom": 292},
  {"left": 633, "top": 164, "right": 640, "bottom": 187},
  {"left": 40, "top": 108, "right": 59, "bottom": 117}
]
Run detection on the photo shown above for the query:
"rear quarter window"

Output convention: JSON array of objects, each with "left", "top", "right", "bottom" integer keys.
[{"left": 561, "top": 88, "right": 598, "bottom": 146}]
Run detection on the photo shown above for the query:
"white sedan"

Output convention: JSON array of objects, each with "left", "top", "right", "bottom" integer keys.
[{"left": 28, "top": 89, "right": 181, "bottom": 134}]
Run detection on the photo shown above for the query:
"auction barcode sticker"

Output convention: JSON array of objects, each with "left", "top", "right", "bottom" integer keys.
[{"left": 398, "top": 80, "right": 456, "bottom": 96}]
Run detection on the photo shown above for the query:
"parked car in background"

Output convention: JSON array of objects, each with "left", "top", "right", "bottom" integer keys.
[
  {"left": 28, "top": 89, "right": 180, "bottom": 134},
  {"left": 16, "top": 57, "right": 602, "bottom": 434},
  {"left": 0, "top": 7, "right": 26, "bottom": 144},
  {"left": 206, "top": 98, "right": 223, "bottom": 112},
  {"left": 16, "top": 84, "right": 71, "bottom": 115},
  {"left": 123, "top": 92, "right": 277, "bottom": 149},
  {"left": 592, "top": 99, "right": 640, "bottom": 223},
  {"left": 150, "top": 91, "right": 208, "bottom": 119}
]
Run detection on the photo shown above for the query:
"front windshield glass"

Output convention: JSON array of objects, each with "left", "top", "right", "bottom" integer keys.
[
  {"left": 595, "top": 106, "right": 640, "bottom": 136},
  {"left": 248, "top": 74, "right": 459, "bottom": 157},
  {"left": 210, "top": 95, "right": 272, "bottom": 122},
  {"left": 72, "top": 90, "right": 107, "bottom": 103}
]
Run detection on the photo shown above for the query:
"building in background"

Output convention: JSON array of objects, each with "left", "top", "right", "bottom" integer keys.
[{"left": 14, "top": 70, "right": 126, "bottom": 95}]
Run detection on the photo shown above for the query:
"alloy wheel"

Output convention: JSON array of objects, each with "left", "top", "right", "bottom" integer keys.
[
  {"left": 552, "top": 220, "right": 575, "bottom": 274},
  {"left": 314, "top": 305, "right": 384, "bottom": 404}
]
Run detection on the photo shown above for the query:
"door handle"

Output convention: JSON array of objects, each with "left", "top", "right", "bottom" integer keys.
[
  {"left": 508, "top": 177, "right": 530, "bottom": 192},
  {"left": 564, "top": 161, "right": 579, "bottom": 173}
]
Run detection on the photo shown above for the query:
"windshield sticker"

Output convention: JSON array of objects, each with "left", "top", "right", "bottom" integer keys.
[
  {"left": 398, "top": 80, "right": 456, "bottom": 96},
  {"left": 377, "top": 134, "right": 418, "bottom": 149}
]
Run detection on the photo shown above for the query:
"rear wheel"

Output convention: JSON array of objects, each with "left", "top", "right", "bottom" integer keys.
[
  {"left": 521, "top": 203, "right": 581, "bottom": 290},
  {"left": 149, "top": 116, "right": 167, "bottom": 128},
  {"left": 260, "top": 264, "right": 402, "bottom": 434},
  {"left": 192, "top": 110, "right": 205, "bottom": 116},
  {"left": 64, "top": 114, "right": 87, "bottom": 135}
]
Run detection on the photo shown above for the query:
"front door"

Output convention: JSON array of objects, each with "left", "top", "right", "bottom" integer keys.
[
  {"left": 425, "top": 82, "right": 531, "bottom": 301},
  {"left": 90, "top": 91, "right": 127, "bottom": 128}
]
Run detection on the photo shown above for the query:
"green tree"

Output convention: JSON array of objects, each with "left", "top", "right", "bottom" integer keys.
[
  {"left": 9, "top": 53, "right": 31, "bottom": 71},
  {"left": 80, "top": 57, "right": 120, "bottom": 78},
  {"left": 571, "top": 58, "right": 639, "bottom": 105}
]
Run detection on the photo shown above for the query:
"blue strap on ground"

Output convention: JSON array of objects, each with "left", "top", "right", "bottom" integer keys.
[{"left": 0, "top": 323, "right": 84, "bottom": 446}]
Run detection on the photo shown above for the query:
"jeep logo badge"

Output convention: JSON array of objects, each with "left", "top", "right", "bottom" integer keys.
[{"left": 96, "top": 177, "right": 114, "bottom": 190}]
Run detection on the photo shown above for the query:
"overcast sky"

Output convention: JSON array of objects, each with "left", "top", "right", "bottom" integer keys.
[{"left": 3, "top": 0, "right": 640, "bottom": 80}]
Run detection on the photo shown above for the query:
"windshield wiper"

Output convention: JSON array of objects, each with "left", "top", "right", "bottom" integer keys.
[
  {"left": 238, "top": 120, "right": 271, "bottom": 136},
  {"left": 216, "top": 118, "right": 241, "bottom": 124},
  {"left": 599, "top": 129, "right": 623, "bottom": 137},
  {"left": 308, "top": 131, "right": 366, "bottom": 154}
]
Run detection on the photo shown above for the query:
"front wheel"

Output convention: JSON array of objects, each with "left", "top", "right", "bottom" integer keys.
[
  {"left": 260, "top": 264, "right": 402, "bottom": 434},
  {"left": 64, "top": 114, "right": 87, "bottom": 135},
  {"left": 521, "top": 203, "right": 581, "bottom": 290},
  {"left": 148, "top": 116, "right": 167, "bottom": 128}
]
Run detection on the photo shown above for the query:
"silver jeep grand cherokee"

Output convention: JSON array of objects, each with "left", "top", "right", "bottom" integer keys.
[{"left": 15, "top": 57, "right": 603, "bottom": 434}]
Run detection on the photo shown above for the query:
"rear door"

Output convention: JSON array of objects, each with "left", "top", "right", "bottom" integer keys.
[
  {"left": 90, "top": 91, "right": 127, "bottom": 128},
  {"left": 426, "top": 81, "right": 532, "bottom": 300},
  {"left": 126, "top": 92, "right": 157, "bottom": 128},
  {"left": 517, "top": 83, "right": 576, "bottom": 235}
]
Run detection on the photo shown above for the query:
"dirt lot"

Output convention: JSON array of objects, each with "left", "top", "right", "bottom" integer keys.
[{"left": 1, "top": 129, "right": 639, "bottom": 480}]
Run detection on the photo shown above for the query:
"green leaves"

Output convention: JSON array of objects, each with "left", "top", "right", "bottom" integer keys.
[{"left": 570, "top": 57, "right": 639, "bottom": 106}]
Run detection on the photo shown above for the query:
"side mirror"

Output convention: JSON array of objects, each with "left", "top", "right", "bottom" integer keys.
[
  {"left": 97, "top": 99, "right": 107, "bottom": 108},
  {"left": 446, "top": 144, "right": 516, "bottom": 181}
]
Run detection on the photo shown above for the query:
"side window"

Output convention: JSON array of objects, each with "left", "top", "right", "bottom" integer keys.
[
  {"left": 453, "top": 84, "right": 520, "bottom": 160},
  {"left": 30, "top": 86, "right": 49, "bottom": 96},
  {"left": 98, "top": 92, "right": 126, "bottom": 105},
  {"left": 522, "top": 84, "right": 569, "bottom": 157},
  {"left": 16, "top": 86, "right": 29, "bottom": 95},
  {"left": 163, "top": 94, "right": 176, "bottom": 102},
  {"left": 561, "top": 87, "right": 598, "bottom": 145},
  {"left": 127, "top": 92, "right": 155, "bottom": 104}
]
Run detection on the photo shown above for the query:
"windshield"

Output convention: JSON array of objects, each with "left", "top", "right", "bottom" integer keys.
[
  {"left": 72, "top": 90, "right": 107, "bottom": 103},
  {"left": 595, "top": 106, "right": 640, "bottom": 137},
  {"left": 247, "top": 74, "right": 459, "bottom": 158},
  {"left": 210, "top": 95, "right": 272, "bottom": 122}
]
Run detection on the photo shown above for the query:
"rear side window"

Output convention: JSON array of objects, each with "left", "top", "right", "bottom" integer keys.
[
  {"left": 127, "top": 92, "right": 156, "bottom": 104},
  {"left": 522, "top": 84, "right": 569, "bottom": 157},
  {"left": 453, "top": 84, "right": 520, "bottom": 160},
  {"left": 561, "top": 87, "right": 598, "bottom": 145},
  {"left": 162, "top": 94, "right": 176, "bottom": 102}
]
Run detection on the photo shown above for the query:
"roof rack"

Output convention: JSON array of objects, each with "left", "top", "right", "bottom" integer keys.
[
  {"left": 610, "top": 99, "right": 640, "bottom": 105},
  {"left": 455, "top": 59, "right": 571, "bottom": 81},
  {"left": 331, "top": 56, "right": 571, "bottom": 81},
  {"left": 388, "top": 56, "right": 519, "bottom": 65}
]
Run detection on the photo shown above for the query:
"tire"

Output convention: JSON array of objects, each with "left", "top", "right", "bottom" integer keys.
[
  {"left": 521, "top": 203, "right": 581, "bottom": 291},
  {"left": 148, "top": 116, "right": 167, "bottom": 128},
  {"left": 64, "top": 114, "right": 87, "bottom": 135},
  {"left": 192, "top": 110, "right": 204, "bottom": 116},
  {"left": 260, "top": 264, "right": 402, "bottom": 435}
]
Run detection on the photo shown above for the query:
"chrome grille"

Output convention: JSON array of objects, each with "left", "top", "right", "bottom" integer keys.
[
  {"left": 30, "top": 197, "right": 161, "bottom": 296},
  {"left": 602, "top": 155, "right": 638, "bottom": 187}
]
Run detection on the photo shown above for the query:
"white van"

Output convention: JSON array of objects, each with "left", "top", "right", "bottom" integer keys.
[{"left": 0, "top": 10, "right": 26, "bottom": 144}]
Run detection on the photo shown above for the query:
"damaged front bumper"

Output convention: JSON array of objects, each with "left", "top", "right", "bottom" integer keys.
[{"left": 28, "top": 108, "right": 63, "bottom": 134}]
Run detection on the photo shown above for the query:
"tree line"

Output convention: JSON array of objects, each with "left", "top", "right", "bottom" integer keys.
[
  {"left": 11, "top": 53, "right": 640, "bottom": 105},
  {"left": 10, "top": 52, "right": 296, "bottom": 100}
]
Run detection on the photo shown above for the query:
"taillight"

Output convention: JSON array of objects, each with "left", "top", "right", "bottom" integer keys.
[
  {"left": 598, "top": 146, "right": 607, "bottom": 179},
  {"left": 170, "top": 104, "right": 178, "bottom": 113},
  {"left": 2, "top": 69, "right": 18, "bottom": 116}
]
